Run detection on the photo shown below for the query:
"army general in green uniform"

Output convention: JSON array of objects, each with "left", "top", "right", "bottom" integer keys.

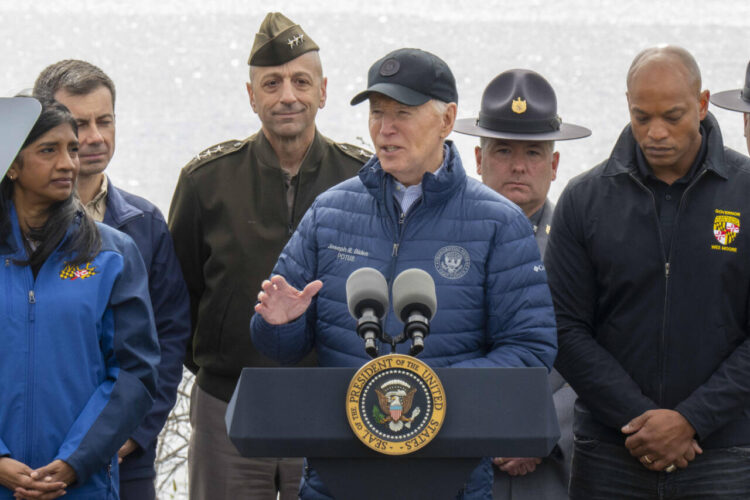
[{"left": 168, "top": 12, "right": 369, "bottom": 500}]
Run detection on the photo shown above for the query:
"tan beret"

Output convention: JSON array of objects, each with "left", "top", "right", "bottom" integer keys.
[{"left": 248, "top": 12, "right": 319, "bottom": 67}]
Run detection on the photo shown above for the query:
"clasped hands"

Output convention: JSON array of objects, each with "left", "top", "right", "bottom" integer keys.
[
  {"left": 0, "top": 458, "right": 75, "bottom": 500},
  {"left": 622, "top": 409, "right": 702, "bottom": 472}
]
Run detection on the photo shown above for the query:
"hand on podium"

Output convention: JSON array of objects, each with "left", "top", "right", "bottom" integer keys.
[{"left": 255, "top": 275, "right": 323, "bottom": 325}]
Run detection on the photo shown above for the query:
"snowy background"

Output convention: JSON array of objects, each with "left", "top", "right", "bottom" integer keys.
[{"left": 2, "top": 0, "right": 748, "bottom": 497}]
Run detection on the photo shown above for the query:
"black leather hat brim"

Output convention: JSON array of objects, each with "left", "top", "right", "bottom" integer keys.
[
  {"left": 453, "top": 117, "right": 591, "bottom": 141},
  {"left": 710, "top": 90, "right": 750, "bottom": 113},
  {"left": 351, "top": 83, "right": 431, "bottom": 106}
]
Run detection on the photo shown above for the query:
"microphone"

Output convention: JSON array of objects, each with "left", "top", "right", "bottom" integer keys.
[
  {"left": 346, "top": 267, "right": 389, "bottom": 358},
  {"left": 392, "top": 269, "right": 437, "bottom": 356}
]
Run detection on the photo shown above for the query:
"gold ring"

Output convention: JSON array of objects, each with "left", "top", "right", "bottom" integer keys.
[
  {"left": 665, "top": 464, "right": 676, "bottom": 473},
  {"left": 642, "top": 455, "right": 653, "bottom": 464}
]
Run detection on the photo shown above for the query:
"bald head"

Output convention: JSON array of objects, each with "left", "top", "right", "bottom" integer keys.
[{"left": 627, "top": 46, "right": 702, "bottom": 96}]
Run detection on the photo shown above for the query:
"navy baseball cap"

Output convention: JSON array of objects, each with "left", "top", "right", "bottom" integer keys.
[{"left": 350, "top": 48, "right": 458, "bottom": 106}]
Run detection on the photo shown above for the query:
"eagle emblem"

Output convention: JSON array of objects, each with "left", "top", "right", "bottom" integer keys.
[
  {"left": 512, "top": 97, "right": 527, "bottom": 114},
  {"left": 374, "top": 380, "right": 421, "bottom": 432}
]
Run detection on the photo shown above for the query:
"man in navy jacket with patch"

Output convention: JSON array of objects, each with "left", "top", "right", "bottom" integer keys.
[
  {"left": 251, "top": 48, "right": 557, "bottom": 500},
  {"left": 34, "top": 60, "right": 190, "bottom": 500},
  {"left": 545, "top": 46, "right": 750, "bottom": 499}
]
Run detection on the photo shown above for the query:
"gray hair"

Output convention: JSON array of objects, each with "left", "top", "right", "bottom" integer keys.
[
  {"left": 478, "top": 136, "right": 555, "bottom": 154},
  {"left": 34, "top": 59, "right": 116, "bottom": 106},
  {"left": 627, "top": 45, "right": 701, "bottom": 94}
]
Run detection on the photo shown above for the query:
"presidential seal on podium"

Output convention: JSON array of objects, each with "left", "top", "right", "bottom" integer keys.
[{"left": 346, "top": 354, "right": 446, "bottom": 455}]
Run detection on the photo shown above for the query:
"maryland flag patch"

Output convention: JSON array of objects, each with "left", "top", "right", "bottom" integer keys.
[
  {"left": 711, "top": 209, "right": 740, "bottom": 253},
  {"left": 60, "top": 263, "right": 97, "bottom": 280}
]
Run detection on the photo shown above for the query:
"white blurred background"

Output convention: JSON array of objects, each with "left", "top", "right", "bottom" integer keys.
[{"left": 2, "top": 1, "right": 748, "bottom": 497}]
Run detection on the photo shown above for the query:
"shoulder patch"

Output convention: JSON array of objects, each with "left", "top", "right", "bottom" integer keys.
[
  {"left": 186, "top": 139, "right": 246, "bottom": 170},
  {"left": 335, "top": 142, "right": 372, "bottom": 163}
]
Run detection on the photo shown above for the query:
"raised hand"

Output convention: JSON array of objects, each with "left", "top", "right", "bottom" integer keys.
[{"left": 254, "top": 275, "right": 323, "bottom": 325}]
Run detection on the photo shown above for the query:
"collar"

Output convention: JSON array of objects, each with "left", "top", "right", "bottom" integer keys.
[
  {"left": 255, "top": 128, "right": 325, "bottom": 175},
  {"left": 634, "top": 125, "right": 707, "bottom": 184},
  {"left": 391, "top": 144, "right": 449, "bottom": 213},
  {"left": 103, "top": 176, "right": 144, "bottom": 228},
  {"left": 85, "top": 175, "right": 109, "bottom": 222},
  {"left": 359, "top": 140, "right": 466, "bottom": 209},
  {"left": 603, "top": 112, "right": 729, "bottom": 181}
]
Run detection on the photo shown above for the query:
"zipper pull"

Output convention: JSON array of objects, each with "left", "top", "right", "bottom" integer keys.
[
  {"left": 28, "top": 290, "right": 36, "bottom": 304},
  {"left": 392, "top": 243, "right": 399, "bottom": 257},
  {"left": 665, "top": 262, "right": 670, "bottom": 278},
  {"left": 4, "top": 258, "right": 9, "bottom": 267},
  {"left": 399, "top": 212, "right": 405, "bottom": 225}
]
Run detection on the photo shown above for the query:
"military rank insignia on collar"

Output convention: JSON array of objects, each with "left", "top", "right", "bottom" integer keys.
[
  {"left": 346, "top": 354, "right": 446, "bottom": 455},
  {"left": 712, "top": 209, "right": 740, "bottom": 253},
  {"left": 60, "top": 263, "right": 97, "bottom": 280}
]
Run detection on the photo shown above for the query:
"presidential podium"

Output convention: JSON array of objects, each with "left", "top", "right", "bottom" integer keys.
[{"left": 226, "top": 367, "right": 559, "bottom": 500}]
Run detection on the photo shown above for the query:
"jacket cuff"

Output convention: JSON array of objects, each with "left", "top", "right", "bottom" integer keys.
[
  {"left": 673, "top": 402, "right": 705, "bottom": 440},
  {"left": 128, "top": 429, "right": 150, "bottom": 452},
  {"left": 251, "top": 312, "right": 307, "bottom": 364},
  {"left": 0, "top": 438, "right": 10, "bottom": 457}
]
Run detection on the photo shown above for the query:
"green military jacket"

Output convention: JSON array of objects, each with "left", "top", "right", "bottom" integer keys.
[{"left": 169, "top": 129, "right": 369, "bottom": 401}]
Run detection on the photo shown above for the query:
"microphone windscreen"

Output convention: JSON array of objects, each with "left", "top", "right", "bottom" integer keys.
[
  {"left": 346, "top": 267, "right": 389, "bottom": 318},
  {"left": 392, "top": 268, "right": 437, "bottom": 321}
]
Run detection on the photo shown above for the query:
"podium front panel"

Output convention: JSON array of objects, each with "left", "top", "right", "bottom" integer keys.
[{"left": 226, "top": 366, "right": 559, "bottom": 458}]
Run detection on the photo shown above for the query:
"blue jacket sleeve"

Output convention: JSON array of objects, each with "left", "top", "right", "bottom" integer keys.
[
  {"left": 0, "top": 438, "right": 9, "bottom": 457},
  {"left": 53, "top": 238, "right": 159, "bottom": 486},
  {"left": 129, "top": 212, "right": 190, "bottom": 450},
  {"left": 545, "top": 182, "right": 657, "bottom": 430},
  {"left": 250, "top": 203, "right": 319, "bottom": 364},
  {"left": 452, "top": 211, "right": 557, "bottom": 369}
]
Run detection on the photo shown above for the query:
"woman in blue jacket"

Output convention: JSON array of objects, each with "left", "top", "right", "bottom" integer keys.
[{"left": 0, "top": 98, "right": 159, "bottom": 499}]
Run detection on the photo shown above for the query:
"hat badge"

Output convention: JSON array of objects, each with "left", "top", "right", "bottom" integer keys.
[
  {"left": 379, "top": 58, "right": 400, "bottom": 77},
  {"left": 287, "top": 33, "right": 305, "bottom": 50},
  {"left": 512, "top": 97, "right": 527, "bottom": 114}
]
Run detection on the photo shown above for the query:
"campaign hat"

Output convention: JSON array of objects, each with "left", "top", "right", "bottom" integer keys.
[
  {"left": 248, "top": 12, "right": 319, "bottom": 67},
  {"left": 454, "top": 69, "right": 590, "bottom": 141},
  {"left": 710, "top": 61, "right": 750, "bottom": 113},
  {"left": 350, "top": 48, "right": 457, "bottom": 106},
  {"left": 1, "top": 97, "right": 42, "bottom": 177}
]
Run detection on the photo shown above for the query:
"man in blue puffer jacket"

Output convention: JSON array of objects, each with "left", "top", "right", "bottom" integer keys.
[{"left": 251, "top": 48, "right": 557, "bottom": 499}]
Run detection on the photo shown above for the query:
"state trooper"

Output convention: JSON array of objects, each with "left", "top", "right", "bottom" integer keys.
[{"left": 454, "top": 68, "right": 590, "bottom": 500}]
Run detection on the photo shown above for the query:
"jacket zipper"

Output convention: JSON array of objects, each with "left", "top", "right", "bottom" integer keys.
[
  {"left": 628, "top": 168, "right": 707, "bottom": 403},
  {"left": 25, "top": 284, "right": 36, "bottom": 463}
]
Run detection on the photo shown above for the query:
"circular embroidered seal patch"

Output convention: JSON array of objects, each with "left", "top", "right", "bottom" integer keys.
[
  {"left": 434, "top": 245, "right": 470, "bottom": 280},
  {"left": 346, "top": 354, "right": 446, "bottom": 455},
  {"left": 379, "top": 58, "right": 400, "bottom": 77}
]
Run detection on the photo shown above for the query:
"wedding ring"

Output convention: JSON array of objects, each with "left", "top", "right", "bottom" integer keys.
[
  {"left": 641, "top": 455, "right": 653, "bottom": 464},
  {"left": 665, "top": 464, "right": 676, "bottom": 473}
]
